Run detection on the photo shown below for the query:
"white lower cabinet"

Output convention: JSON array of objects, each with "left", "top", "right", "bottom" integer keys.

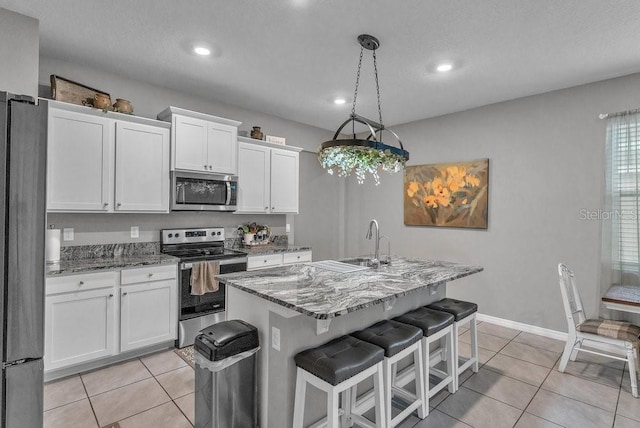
[
  {"left": 45, "top": 274, "right": 118, "bottom": 371},
  {"left": 44, "top": 264, "right": 177, "bottom": 372},
  {"left": 120, "top": 278, "right": 177, "bottom": 352},
  {"left": 247, "top": 251, "right": 312, "bottom": 271}
]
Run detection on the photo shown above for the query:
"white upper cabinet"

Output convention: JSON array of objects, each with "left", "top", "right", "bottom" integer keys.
[
  {"left": 173, "top": 115, "right": 208, "bottom": 172},
  {"left": 47, "top": 101, "right": 171, "bottom": 213},
  {"left": 236, "top": 137, "right": 301, "bottom": 214},
  {"left": 114, "top": 121, "right": 170, "bottom": 212},
  {"left": 237, "top": 142, "right": 270, "bottom": 213},
  {"left": 270, "top": 148, "right": 299, "bottom": 213},
  {"left": 47, "top": 108, "right": 113, "bottom": 211},
  {"left": 157, "top": 107, "right": 241, "bottom": 175}
]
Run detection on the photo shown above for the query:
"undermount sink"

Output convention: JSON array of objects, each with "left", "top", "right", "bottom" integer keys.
[{"left": 341, "top": 257, "right": 378, "bottom": 268}]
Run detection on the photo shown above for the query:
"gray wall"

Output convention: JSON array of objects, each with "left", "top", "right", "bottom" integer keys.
[
  {"left": 39, "top": 56, "right": 335, "bottom": 247},
  {"left": 0, "top": 7, "right": 39, "bottom": 98},
  {"left": 344, "top": 73, "right": 640, "bottom": 332}
]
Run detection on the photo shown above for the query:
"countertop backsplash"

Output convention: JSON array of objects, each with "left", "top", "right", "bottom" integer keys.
[{"left": 60, "top": 242, "right": 161, "bottom": 261}]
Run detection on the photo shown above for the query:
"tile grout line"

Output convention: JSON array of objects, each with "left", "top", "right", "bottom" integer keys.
[{"left": 78, "top": 371, "right": 102, "bottom": 428}]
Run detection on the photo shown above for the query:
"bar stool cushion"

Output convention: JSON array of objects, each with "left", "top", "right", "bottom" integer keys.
[
  {"left": 350, "top": 320, "right": 422, "bottom": 358},
  {"left": 426, "top": 298, "right": 478, "bottom": 322},
  {"left": 394, "top": 307, "right": 455, "bottom": 337},
  {"left": 294, "top": 335, "right": 385, "bottom": 386}
]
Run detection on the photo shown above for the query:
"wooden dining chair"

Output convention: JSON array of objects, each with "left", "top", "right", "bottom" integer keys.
[{"left": 558, "top": 263, "right": 639, "bottom": 398}]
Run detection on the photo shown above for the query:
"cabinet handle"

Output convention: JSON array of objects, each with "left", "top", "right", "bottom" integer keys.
[
  {"left": 79, "top": 281, "right": 84, "bottom": 285},
  {"left": 263, "top": 260, "right": 267, "bottom": 263},
  {"left": 265, "top": 206, "right": 268, "bottom": 211},
  {"left": 272, "top": 207, "right": 275, "bottom": 210},
  {"left": 204, "top": 164, "right": 208, "bottom": 169},
  {"left": 108, "top": 294, "right": 113, "bottom": 298},
  {"left": 297, "top": 256, "right": 300, "bottom": 259},
  {"left": 148, "top": 273, "right": 154, "bottom": 277},
  {"left": 209, "top": 165, "right": 213, "bottom": 169},
  {"left": 103, "top": 202, "right": 108, "bottom": 208},
  {"left": 117, "top": 202, "right": 122, "bottom": 207},
  {"left": 122, "top": 292, "right": 128, "bottom": 296}
]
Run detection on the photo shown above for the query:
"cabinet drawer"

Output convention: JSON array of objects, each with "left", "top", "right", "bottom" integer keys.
[
  {"left": 121, "top": 264, "right": 177, "bottom": 285},
  {"left": 247, "top": 254, "right": 283, "bottom": 270},
  {"left": 46, "top": 271, "right": 118, "bottom": 295},
  {"left": 282, "top": 251, "right": 312, "bottom": 265}
]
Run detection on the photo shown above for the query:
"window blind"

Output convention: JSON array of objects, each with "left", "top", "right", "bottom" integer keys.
[{"left": 609, "top": 116, "right": 640, "bottom": 269}]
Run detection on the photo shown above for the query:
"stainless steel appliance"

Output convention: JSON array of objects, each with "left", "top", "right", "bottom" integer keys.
[
  {"left": 171, "top": 171, "right": 238, "bottom": 211},
  {"left": 0, "top": 92, "right": 47, "bottom": 427},
  {"left": 161, "top": 228, "right": 247, "bottom": 348}
]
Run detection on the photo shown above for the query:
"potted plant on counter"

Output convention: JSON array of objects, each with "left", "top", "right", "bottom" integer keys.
[{"left": 238, "top": 223, "right": 271, "bottom": 246}]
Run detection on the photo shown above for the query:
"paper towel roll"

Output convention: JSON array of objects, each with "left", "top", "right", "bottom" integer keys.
[{"left": 46, "top": 229, "right": 60, "bottom": 264}]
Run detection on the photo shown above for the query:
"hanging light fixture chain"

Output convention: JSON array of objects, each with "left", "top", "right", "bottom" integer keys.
[
  {"left": 351, "top": 46, "right": 364, "bottom": 118},
  {"left": 373, "top": 49, "right": 383, "bottom": 130}
]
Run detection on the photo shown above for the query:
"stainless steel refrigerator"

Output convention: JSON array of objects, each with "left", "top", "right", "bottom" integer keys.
[{"left": 0, "top": 92, "right": 46, "bottom": 427}]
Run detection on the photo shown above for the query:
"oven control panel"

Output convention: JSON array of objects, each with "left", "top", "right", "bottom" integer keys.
[{"left": 162, "top": 227, "right": 225, "bottom": 244}]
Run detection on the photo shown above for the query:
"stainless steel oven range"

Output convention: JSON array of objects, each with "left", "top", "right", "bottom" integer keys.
[{"left": 161, "top": 227, "right": 247, "bottom": 348}]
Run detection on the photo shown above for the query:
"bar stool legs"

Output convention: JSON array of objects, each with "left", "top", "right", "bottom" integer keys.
[{"left": 452, "top": 312, "right": 479, "bottom": 391}]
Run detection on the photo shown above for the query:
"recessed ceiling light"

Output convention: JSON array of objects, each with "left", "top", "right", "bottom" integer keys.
[
  {"left": 333, "top": 98, "right": 346, "bottom": 105},
  {"left": 436, "top": 63, "right": 453, "bottom": 72},
  {"left": 194, "top": 46, "right": 211, "bottom": 56}
]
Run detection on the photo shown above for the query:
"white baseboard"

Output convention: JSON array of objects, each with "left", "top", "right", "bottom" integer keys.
[{"left": 477, "top": 313, "right": 568, "bottom": 342}]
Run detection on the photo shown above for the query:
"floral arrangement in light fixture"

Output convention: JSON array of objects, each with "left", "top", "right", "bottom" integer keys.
[{"left": 318, "top": 145, "right": 407, "bottom": 185}]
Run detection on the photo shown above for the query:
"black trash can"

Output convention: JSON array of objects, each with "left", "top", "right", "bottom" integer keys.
[{"left": 194, "top": 320, "right": 259, "bottom": 428}]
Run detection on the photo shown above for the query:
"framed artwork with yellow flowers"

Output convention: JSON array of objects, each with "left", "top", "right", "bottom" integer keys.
[{"left": 404, "top": 159, "right": 489, "bottom": 229}]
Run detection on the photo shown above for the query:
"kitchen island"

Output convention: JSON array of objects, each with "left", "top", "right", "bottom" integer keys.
[{"left": 218, "top": 257, "right": 482, "bottom": 428}]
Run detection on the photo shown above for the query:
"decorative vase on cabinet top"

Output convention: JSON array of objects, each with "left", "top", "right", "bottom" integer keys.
[{"left": 250, "top": 126, "right": 264, "bottom": 140}]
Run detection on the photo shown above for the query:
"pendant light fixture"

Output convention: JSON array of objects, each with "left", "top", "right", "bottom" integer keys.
[{"left": 318, "top": 34, "right": 409, "bottom": 185}]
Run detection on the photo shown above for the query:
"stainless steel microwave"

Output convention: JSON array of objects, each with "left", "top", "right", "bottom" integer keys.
[{"left": 171, "top": 171, "right": 238, "bottom": 211}]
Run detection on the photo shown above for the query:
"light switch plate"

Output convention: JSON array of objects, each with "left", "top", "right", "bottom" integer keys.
[
  {"left": 130, "top": 226, "right": 139, "bottom": 239},
  {"left": 286, "top": 223, "right": 290, "bottom": 233},
  {"left": 271, "top": 326, "right": 281, "bottom": 351},
  {"left": 63, "top": 228, "right": 74, "bottom": 241}
]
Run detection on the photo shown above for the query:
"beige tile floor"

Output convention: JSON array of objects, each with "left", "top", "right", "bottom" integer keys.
[{"left": 43, "top": 321, "right": 640, "bottom": 428}]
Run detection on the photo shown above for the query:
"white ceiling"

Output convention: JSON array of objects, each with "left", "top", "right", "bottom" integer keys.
[{"left": 2, "top": 0, "right": 640, "bottom": 131}]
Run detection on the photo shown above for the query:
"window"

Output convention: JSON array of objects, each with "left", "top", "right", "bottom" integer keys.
[{"left": 608, "top": 114, "right": 640, "bottom": 269}]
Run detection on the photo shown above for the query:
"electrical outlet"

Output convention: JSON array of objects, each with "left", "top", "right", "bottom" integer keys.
[
  {"left": 63, "top": 228, "right": 74, "bottom": 241},
  {"left": 130, "top": 226, "right": 139, "bottom": 239},
  {"left": 271, "top": 326, "right": 281, "bottom": 351},
  {"left": 286, "top": 223, "right": 290, "bottom": 233}
]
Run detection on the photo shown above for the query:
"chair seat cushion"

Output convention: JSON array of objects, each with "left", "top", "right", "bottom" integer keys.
[
  {"left": 350, "top": 320, "right": 422, "bottom": 357},
  {"left": 577, "top": 319, "right": 640, "bottom": 342},
  {"left": 394, "top": 307, "right": 455, "bottom": 337},
  {"left": 294, "top": 335, "right": 384, "bottom": 385},
  {"left": 426, "top": 298, "right": 478, "bottom": 321}
]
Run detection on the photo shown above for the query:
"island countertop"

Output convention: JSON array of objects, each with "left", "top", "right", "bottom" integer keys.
[{"left": 217, "top": 256, "right": 483, "bottom": 319}]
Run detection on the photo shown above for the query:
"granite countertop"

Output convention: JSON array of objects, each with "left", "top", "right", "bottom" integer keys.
[
  {"left": 235, "top": 244, "right": 312, "bottom": 256},
  {"left": 46, "top": 253, "right": 179, "bottom": 276},
  {"left": 217, "top": 256, "right": 483, "bottom": 319}
]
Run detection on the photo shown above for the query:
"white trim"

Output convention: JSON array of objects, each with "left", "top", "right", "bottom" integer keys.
[{"left": 476, "top": 313, "right": 568, "bottom": 342}]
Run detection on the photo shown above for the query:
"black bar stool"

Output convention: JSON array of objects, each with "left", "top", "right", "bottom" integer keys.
[
  {"left": 394, "top": 307, "right": 456, "bottom": 412},
  {"left": 292, "top": 335, "right": 386, "bottom": 428},
  {"left": 351, "top": 320, "right": 426, "bottom": 427},
  {"left": 426, "top": 298, "right": 478, "bottom": 391}
]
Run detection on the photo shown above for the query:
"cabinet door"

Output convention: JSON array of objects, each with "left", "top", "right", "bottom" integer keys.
[
  {"left": 207, "top": 122, "right": 237, "bottom": 174},
  {"left": 44, "top": 288, "right": 116, "bottom": 371},
  {"left": 237, "top": 142, "right": 271, "bottom": 213},
  {"left": 173, "top": 115, "right": 208, "bottom": 172},
  {"left": 120, "top": 279, "right": 177, "bottom": 352},
  {"left": 47, "top": 109, "right": 113, "bottom": 212},
  {"left": 115, "top": 121, "right": 170, "bottom": 212},
  {"left": 270, "top": 148, "right": 299, "bottom": 213}
]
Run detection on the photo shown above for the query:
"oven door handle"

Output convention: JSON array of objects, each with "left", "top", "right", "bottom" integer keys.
[{"left": 181, "top": 257, "right": 248, "bottom": 270}]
